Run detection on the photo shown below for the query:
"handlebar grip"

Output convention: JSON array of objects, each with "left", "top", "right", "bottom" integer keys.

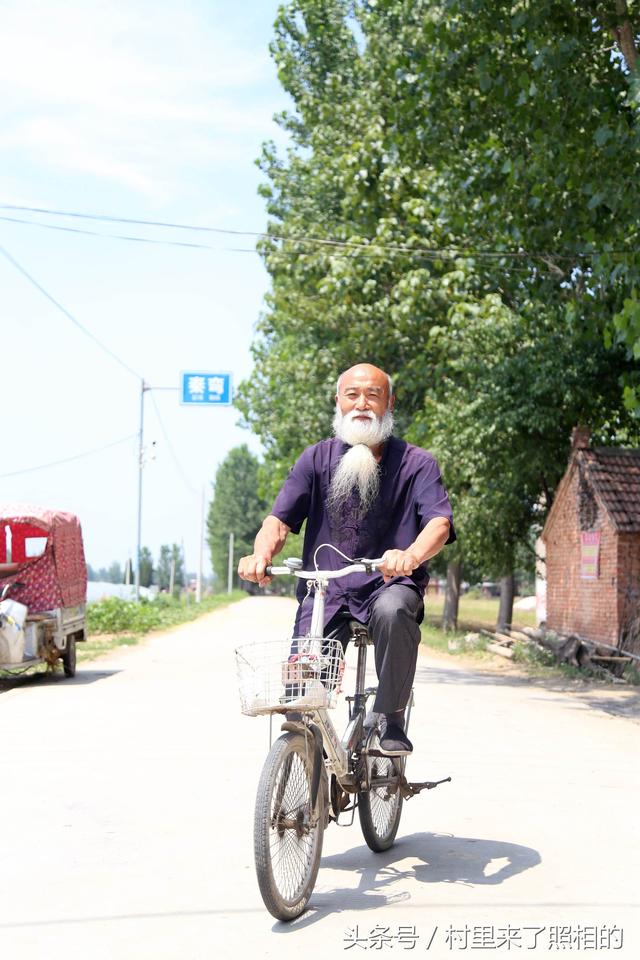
[{"left": 264, "top": 565, "right": 273, "bottom": 576}]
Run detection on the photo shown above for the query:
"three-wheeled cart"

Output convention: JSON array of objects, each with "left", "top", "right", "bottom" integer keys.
[{"left": 0, "top": 504, "right": 88, "bottom": 678}]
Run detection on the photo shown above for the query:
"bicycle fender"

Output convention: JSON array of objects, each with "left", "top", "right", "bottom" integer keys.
[
  {"left": 280, "top": 721, "right": 325, "bottom": 812},
  {"left": 308, "top": 723, "right": 324, "bottom": 810}
]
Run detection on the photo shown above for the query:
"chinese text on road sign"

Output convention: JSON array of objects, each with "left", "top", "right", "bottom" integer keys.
[{"left": 180, "top": 372, "right": 232, "bottom": 406}]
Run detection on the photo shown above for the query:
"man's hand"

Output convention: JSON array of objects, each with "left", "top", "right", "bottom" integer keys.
[
  {"left": 238, "top": 515, "right": 291, "bottom": 588},
  {"left": 237, "top": 553, "right": 273, "bottom": 587},
  {"left": 377, "top": 519, "right": 451, "bottom": 582},
  {"left": 378, "top": 549, "right": 421, "bottom": 582}
]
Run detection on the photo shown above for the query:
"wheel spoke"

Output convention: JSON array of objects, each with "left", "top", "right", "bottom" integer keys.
[
  {"left": 255, "top": 733, "right": 324, "bottom": 918},
  {"left": 358, "top": 736, "right": 403, "bottom": 852}
]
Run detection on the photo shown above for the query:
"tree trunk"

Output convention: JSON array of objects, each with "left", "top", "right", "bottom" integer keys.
[
  {"left": 496, "top": 573, "right": 515, "bottom": 634},
  {"left": 610, "top": 1, "right": 638, "bottom": 72},
  {"left": 442, "top": 560, "right": 463, "bottom": 632}
]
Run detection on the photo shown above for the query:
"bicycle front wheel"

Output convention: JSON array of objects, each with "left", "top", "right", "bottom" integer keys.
[
  {"left": 358, "top": 735, "right": 403, "bottom": 852},
  {"left": 254, "top": 731, "right": 325, "bottom": 921}
]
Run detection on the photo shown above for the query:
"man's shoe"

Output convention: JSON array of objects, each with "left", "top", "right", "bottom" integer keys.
[{"left": 378, "top": 721, "right": 413, "bottom": 756}]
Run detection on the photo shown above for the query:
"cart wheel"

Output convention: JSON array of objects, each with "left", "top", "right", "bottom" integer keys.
[{"left": 62, "top": 636, "right": 76, "bottom": 678}]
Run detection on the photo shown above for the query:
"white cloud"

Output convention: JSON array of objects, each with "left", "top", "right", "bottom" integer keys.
[{"left": 0, "top": 0, "right": 283, "bottom": 199}]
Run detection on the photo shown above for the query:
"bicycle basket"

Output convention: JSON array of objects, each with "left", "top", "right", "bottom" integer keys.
[{"left": 235, "top": 636, "right": 345, "bottom": 717}]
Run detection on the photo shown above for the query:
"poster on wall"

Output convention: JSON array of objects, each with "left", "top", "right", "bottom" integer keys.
[{"left": 580, "top": 531, "right": 601, "bottom": 580}]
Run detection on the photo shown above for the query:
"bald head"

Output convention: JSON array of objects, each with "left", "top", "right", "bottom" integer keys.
[{"left": 335, "top": 364, "right": 394, "bottom": 408}]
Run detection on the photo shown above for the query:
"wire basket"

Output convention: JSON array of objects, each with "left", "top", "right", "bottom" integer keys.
[{"left": 235, "top": 636, "right": 345, "bottom": 716}]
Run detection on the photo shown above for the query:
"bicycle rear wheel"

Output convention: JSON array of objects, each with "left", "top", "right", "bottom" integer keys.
[
  {"left": 254, "top": 731, "right": 325, "bottom": 921},
  {"left": 358, "top": 733, "right": 403, "bottom": 852}
]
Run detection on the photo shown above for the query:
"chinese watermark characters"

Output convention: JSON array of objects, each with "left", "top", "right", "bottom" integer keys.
[{"left": 343, "top": 924, "right": 624, "bottom": 951}]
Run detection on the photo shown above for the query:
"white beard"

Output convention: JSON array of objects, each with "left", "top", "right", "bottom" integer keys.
[
  {"left": 332, "top": 406, "right": 394, "bottom": 448},
  {"left": 328, "top": 407, "right": 394, "bottom": 516}
]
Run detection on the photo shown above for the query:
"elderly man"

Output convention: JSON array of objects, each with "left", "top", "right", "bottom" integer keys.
[{"left": 238, "top": 363, "right": 455, "bottom": 755}]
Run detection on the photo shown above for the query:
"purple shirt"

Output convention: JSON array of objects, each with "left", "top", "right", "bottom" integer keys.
[{"left": 270, "top": 436, "right": 456, "bottom": 635}]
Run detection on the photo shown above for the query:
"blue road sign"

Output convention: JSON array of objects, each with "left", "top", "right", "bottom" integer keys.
[{"left": 180, "top": 371, "right": 232, "bottom": 406}]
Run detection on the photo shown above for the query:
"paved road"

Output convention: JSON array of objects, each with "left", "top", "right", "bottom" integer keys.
[{"left": 0, "top": 596, "right": 638, "bottom": 960}]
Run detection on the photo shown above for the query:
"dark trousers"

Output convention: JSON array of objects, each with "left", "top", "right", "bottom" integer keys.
[{"left": 324, "top": 584, "right": 424, "bottom": 715}]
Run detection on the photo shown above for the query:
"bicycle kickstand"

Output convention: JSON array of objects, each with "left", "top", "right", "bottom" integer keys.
[{"left": 398, "top": 775, "right": 452, "bottom": 800}]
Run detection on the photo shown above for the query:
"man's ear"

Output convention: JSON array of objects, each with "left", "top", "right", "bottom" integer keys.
[{"left": 389, "top": 394, "right": 396, "bottom": 411}]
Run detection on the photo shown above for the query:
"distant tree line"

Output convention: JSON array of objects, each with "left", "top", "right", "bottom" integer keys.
[
  {"left": 206, "top": 443, "right": 302, "bottom": 595},
  {"left": 87, "top": 543, "right": 187, "bottom": 594}
]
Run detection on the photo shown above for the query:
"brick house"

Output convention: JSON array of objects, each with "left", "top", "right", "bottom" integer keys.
[{"left": 541, "top": 429, "right": 640, "bottom": 650}]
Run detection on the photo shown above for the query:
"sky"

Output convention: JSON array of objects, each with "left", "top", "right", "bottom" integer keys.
[{"left": 1, "top": 0, "right": 290, "bottom": 577}]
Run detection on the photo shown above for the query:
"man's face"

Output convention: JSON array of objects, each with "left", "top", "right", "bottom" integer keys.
[{"left": 336, "top": 367, "right": 394, "bottom": 422}]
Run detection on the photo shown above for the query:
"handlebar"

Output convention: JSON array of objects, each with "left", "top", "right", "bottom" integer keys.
[{"left": 265, "top": 559, "right": 384, "bottom": 579}]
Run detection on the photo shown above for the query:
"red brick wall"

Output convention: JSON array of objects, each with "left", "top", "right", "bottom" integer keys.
[
  {"left": 544, "top": 466, "right": 620, "bottom": 643},
  {"left": 617, "top": 534, "right": 640, "bottom": 651}
]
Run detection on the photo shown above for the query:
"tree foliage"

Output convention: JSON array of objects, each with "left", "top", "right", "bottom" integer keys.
[
  {"left": 412, "top": 295, "right": 634, "bottom": 574},
  {"left": 207, "top": 446, "right": 267, "bottom": 589},
  {"left": 156, "top": 544, "right": 185, "bottom": 595},
  {"left": 138, "top": 546, "right": 154, "bottom": 588},
  {"left": 236, "top": 0, "right": 640, "bottom": 576}
]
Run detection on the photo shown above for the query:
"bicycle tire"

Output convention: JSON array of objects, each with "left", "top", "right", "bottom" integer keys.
[
  {"left": 358, "top": 733, "right": 403, "bottom": 852},
  {"left": 254, "top": 731, "right": 325, "bottom": 921}
]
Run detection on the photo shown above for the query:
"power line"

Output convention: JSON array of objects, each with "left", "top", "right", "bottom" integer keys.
[
  {"left": 148, "top": 390, "right": 200, "bottom": 498},
  {"left": 0, "top": 214, "right": 224, "bottom": 251},
  {"left": 2, "top": 202, "right": 635, "bottom": 261},
  {"left": 0, "top": 244, "right": 142, "bottom": 380},
  {"left": 0, "top": 433, "right": 137, "bottom": 479},
  {"left": 0, "top": 212, "right": 550, "bottom": 275},
  {"left": 0, "top": 213, "right": 268, "bottom": 256}
]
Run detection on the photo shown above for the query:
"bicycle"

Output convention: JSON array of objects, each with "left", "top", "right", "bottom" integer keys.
[{"left": 235, "top": 549, "right": 451, "bottom": 922}]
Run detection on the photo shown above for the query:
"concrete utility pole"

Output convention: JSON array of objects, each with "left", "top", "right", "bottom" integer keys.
[
  {"left": 135, "top": 379, "right": 149, "bottom": 602},
  {"left": 227, "top": 532, "right": 234, "bottom": 594}
]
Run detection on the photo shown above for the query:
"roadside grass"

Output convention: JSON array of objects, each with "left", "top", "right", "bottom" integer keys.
[
  {"left": 422, "top": 594, "right": 536, "bottom": 651},
  {"left": 424, "top": 593, "right": 537, "bottom": 631},
  {"left": 79, "top": 591, "right": 246, "bottom": 663},
  {"left": 78, "top": 634, "right": 140, "bottom": 663},
  {"left": 421, "top": 594, "right": 535, "bottom": 658}
]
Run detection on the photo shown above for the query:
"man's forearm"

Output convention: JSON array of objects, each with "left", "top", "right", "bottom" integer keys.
[
  {"left": 409, "top": 517, "right": 451, "bottom": 565},
  {"left": 253, "top": 515, "right": 291, "bottom": 560}
]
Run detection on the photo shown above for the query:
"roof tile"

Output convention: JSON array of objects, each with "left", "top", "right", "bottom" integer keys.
[{"left": 580, "top": 448, "right": 640, "bottom": 532}]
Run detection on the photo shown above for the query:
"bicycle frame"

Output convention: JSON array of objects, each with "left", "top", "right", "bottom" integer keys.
[
  {"left": 268, "top": 560, "right": 383, "bottom": 786},
  {"left": 277, "top": 573, "right": 350, "bottom": 778},
  {"left": 266, "top": 556, "right": 448, "bottom": 801}
]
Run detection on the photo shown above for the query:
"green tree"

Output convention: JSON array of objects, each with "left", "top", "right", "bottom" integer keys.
[
  {"left": 239, "top": 0, "right": 640, "bottom": 427},
  {"left": 107, "top": 561, "right": 123, "bottom": 584},
  {"left": 414, "top": 295, "right": 635, "bottom": 566},
  {"left": 157, "top": 545, "right": 171, "bottom": 591},
  {"left": 358, "top": 0, "right": 640, "bottom": 401},
  {"left": 207, "top": 446, "right": 268, "bottom": 590},
  {"left": 138, "top": 546, "right": 154, "bottom": 588},
  {"left": 236, "top": 0, "right": 640, "bottom": 621},
  {"left": 156, "top": 544, "right": 185, "bottom": 595},
  {"left": 415, "top": 294, "right": 638, "bottom": 627}
]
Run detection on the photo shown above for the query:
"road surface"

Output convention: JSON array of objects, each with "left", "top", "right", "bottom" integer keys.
[{"left": 0, "top": 596, "right": 638, "bottom": 959}]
